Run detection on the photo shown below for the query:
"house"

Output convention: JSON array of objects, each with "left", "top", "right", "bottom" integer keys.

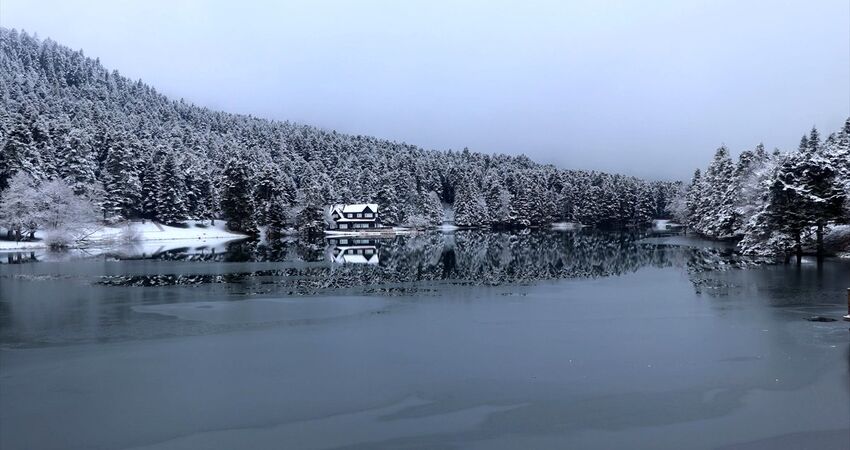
[{"left": 326, "top": 204, "right": 381, "bottom": 230}]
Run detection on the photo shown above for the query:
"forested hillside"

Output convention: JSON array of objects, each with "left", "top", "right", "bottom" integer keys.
[
  {"left": 0, "top": 28, "right": 679, "bottom": 236},
  {"left": 677, "top": 122, "right": 850, "bottom": 259}
]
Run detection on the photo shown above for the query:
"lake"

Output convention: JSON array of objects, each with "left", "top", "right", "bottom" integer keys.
[{"left": 1, "top": 230, "right": 848, "bottom": 450}]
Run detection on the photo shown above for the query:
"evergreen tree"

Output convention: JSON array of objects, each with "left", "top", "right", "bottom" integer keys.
[
  {"left": 102, "top": 137, "right": 141, "bottom": 221},
  {"left": 454, "top": 181, "right": 487, "bottom": 227},
  {"left": 221, "top": 158, "right": 257, "bottom": 233},
  {"left": 153, "top": 155, "right": 187, "bottom": 225}
]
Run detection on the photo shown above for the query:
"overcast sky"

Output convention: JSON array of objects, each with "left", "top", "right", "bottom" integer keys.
[{"left": 2, "top": 0, "right": 848, "bottom": 180}]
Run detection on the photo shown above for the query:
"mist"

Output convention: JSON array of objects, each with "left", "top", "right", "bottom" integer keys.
[{"left": 2, "top": 0, "right": 848, "bottom": 180}]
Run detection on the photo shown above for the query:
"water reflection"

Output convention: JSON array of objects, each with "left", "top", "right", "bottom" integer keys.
[
  {"left": 76, "top": 230, "right": 770, "bottom": 294},
  {"left": 326, "top": 238, "right": 380, "bottom": 265},
  {"left": 1, "top": 230, "right": 846, "bottom": 348}
]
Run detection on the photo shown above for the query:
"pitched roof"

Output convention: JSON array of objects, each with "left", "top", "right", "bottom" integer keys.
[{"left": 339, "top": 204, "right": 378, "bottom": 213}]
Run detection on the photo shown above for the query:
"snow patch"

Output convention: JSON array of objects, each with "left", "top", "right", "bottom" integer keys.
[{"left": 0, "top": 219, "right": 246, "bottom": 252}]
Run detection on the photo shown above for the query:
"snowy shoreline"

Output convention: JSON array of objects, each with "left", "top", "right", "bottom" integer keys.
[{"left": 0, "top": 220, "right": 247, "bottom": 252}]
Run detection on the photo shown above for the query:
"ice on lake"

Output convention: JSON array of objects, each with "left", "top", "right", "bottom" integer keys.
[{"left": 1, "top": 230, "right": 848, "bottom": 450}]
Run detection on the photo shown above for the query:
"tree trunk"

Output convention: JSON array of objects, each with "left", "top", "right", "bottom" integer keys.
[{"left": 815, "top": 222, "right": 824, "bottom": 259}]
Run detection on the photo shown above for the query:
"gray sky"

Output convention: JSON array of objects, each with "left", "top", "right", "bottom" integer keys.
[{"left": 2, "top": 0, "right": 848, "bottom": 180}]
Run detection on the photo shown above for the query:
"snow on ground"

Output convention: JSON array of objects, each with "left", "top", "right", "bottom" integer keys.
[
  {"left": 109, "top": 220, "right": 245, "bottom": 242},
  {"left": 438, "top": 223, "right": 459, "bottom": 232},
  {"left": 0, "top": 240, "right": 46, "bottom": 251},
  {"left": 0, "top": 220, "right": 246, "bottom": 252}
]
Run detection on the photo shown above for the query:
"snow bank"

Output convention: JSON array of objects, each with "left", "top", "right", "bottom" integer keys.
[
  {"left": 103, "top": 220, "right": 246, "bottom": 242},
  {"left": 0, "top": 220, "right": 246, "bottom": 252},
  {"left": 0, "top": 240, "right": 46, "bottom": 251}
]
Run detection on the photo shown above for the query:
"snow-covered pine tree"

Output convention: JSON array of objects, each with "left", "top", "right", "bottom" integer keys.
[
  {"left": 56, "top": 128, "right": 97, "bottom": 196},
  {"left": 294, "top": 184, "right": 326, "bottom": 237},
  {"left": 484, "top": 175, "right": 511, "bottom": 227},
  {"left": 795, "top": 127, "right": 846, "bottom": 256},
  {"left": 375, "top": 170, "right": 406, "bottom": 226},
  {"left": 266, "top": 193, "right": 291, "bottom": 239},
  {"left": 102, "top": 137, "right": 141, "bottom": 221},
  {"left": 139, "top": 155, "right": 162, "bottom": 220},
  {"left": 0, "top": 110, "right": 43, "bottom": 189},
  {"left": 454, "top": 181, "right": 487, "bottom": 228},
  {"left": 253, "top": 165, "right": 285, "bottom": 226},
  {"left": 153, "top": 154, "right": 187, "bottom": 225},
  {"left": 507, "top": 172, "right": 534, "bottom": 228},
  {"left": 422, "top": 190, "right": 444, "bottom": 225},
  {"left": 684, "top": 169, "right": 702, "bottom": 231},
  {"left": 221, "top": 158, "right": 257, "bottom": 234},
  {"left": 696, "top": 146, "right": 735, "bottom": 238}
]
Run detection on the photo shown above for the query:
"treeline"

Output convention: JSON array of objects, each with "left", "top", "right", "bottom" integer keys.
[
  {"left": 0, "top": 28, "right": 678, "bottom": 237},
  {"left": 677, "top": 121, "right": 850, "bottom": 259}
]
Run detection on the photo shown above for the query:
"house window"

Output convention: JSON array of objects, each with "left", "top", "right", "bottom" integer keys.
[
  {"left": 365, "top": 213, "right": 373, "bottom": 218},
  {"left": 339, "top": 224, "right": 348, "bottom": 229},
  {"left": 357, "top": 213, "right": 363, "bottom": 218}
]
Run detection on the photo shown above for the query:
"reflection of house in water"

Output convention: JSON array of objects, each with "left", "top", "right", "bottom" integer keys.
[{"left": 325, "top": 238, "right": 380, "bottom": 264}]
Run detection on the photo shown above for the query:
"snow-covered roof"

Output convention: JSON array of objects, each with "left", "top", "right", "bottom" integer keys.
[
  {"left": 339, "top": 204, "right": 378, "bottom": 213},
  {"left": 335, "top": 217, "right": 377, "bottom": 223}
]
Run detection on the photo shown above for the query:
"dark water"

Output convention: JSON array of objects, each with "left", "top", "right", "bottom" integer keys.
[{"left": 1, "top": 230, "right": 848, "bottom": 449}]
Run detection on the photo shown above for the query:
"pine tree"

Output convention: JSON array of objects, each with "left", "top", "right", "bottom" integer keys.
[
  {"left": 154, "top": 155, "right": 187, "bottom": 225},
  {"left": 102, "top": 137, "right": 141, "bottom": 221},
  {"left": 294, "top": 183, "right": 325, "bottom": 237},
  {"left": 484, "top": 175, "right": 511, "bottom": 227},
  {"left": 253, "top": 165, "right": 284, "bottom": 226},
  {"left": 57, "top": 128, "right": 97, "bottom": 196},
  {"left": 221, "top": 158, "right": 257, "bottom": 234},
  {"left": 454, "top": 181, "right": 487, "bottom": 227}
]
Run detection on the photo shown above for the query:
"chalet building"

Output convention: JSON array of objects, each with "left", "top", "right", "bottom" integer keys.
[{"left": 326, "top": 204, "right": 381, "bottom": 230}]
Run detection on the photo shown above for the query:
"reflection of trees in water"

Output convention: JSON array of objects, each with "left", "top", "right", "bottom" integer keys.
[
  {"left": 96, "top": 231, "right": 764, "bottom": 294},
  {"left": 2, "top": 252, "right": 40, "bottom": 264}
]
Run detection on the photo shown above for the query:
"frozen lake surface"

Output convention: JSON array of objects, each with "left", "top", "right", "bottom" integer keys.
[{"left": 1, "top": 231, "right": 848, "bottom": 449}]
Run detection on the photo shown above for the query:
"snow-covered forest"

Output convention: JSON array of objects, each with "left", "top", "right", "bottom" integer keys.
[
  {"left": 675, "top": 122, "right": 850, "bottom": 259},
  {"left": 2, "top": 28, "right": 847, "bottom": 260},
  {"left": 0, "top": 28, "right": 679, "bottom": 239}
]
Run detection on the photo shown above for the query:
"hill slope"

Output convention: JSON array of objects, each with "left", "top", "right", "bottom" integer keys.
[{"left": 0, "top": 28, "right": 679, "bottom": 232}]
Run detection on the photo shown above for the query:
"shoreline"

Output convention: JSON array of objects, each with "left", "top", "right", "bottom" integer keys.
[{"left": 0, "top": 220, "right": 248, "bottom": 252}]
